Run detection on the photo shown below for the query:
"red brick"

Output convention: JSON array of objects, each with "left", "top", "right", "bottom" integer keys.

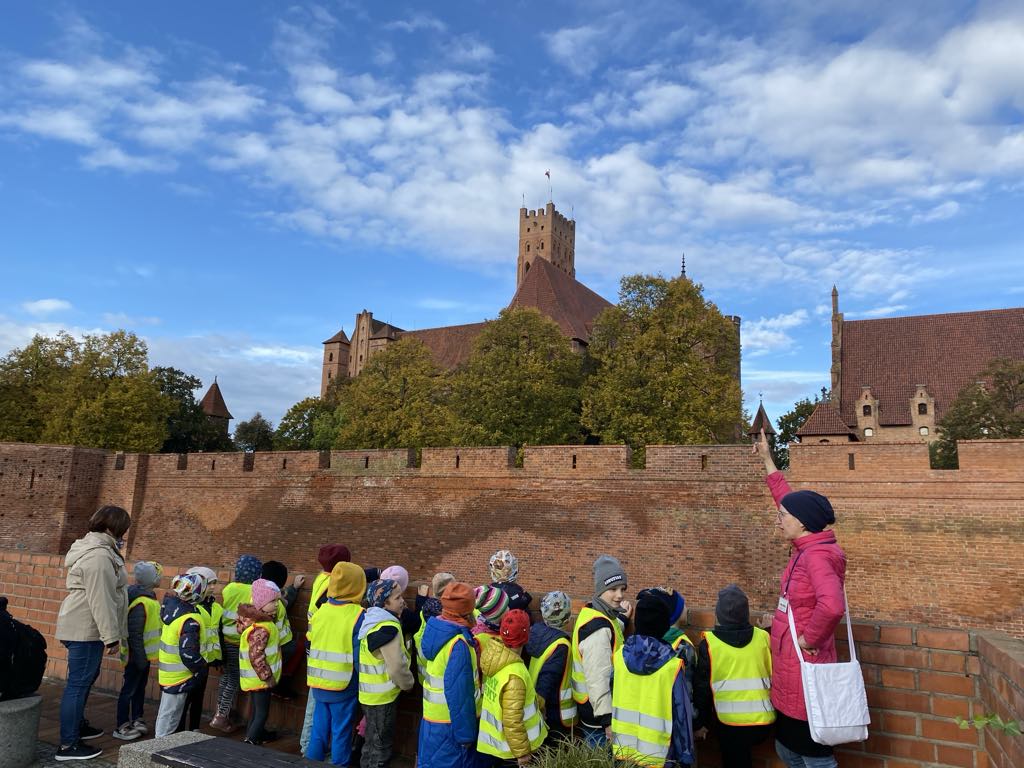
[
  {"left": 881, "top": 711, "right": 918, "bottom": 736},
  {"left": 919, "top": 671, "right": 976, "bottom": 697},
  {"left": 921, "top": 717, "right": 980, "bottom": 745},
  {"left": 861, "top": 645, "right": 930, "bottom": 668},
  {"left": 918, "top": 628, "right": 970, "bottom": 651},
  {"left": 881, "top": 667, "right": 917, "bottom": 689},
  {"left": 865, "top": 734, "right": 935, "bottom": 762},
  {"left": 879, "top": 626, "right": 915, "bottom": 645},
  {"left": 931, "top": 695, "right": 971, "bottom": 719},
  {"left": 865, "top": 686, "right": 931, "bottom": 714},
  {"left": 931, "top": 651, "right": 968, "bottom": 673},
  {"left": 936, "top": 744, "right": 981, "bottom": 768},
  {"left": 833, "top": 755, "right": 884, "bottom": 768}
]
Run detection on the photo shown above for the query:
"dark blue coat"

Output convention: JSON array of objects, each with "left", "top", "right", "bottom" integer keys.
[
  {"left": 417, "top": 617, "right": 478, "bottom": 768},
  {"left": 524, "top": 622, "right": 570, "bottom": 731}
]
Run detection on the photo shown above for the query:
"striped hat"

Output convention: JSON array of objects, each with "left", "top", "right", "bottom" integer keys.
[{"left": 475, "top": 585, "right": 510, "bottom": 627}]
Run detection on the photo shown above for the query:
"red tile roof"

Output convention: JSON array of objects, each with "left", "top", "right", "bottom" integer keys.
[
  {"left": 200, "top": 379, "right": 233, "bottom": 420},
  {"left": 839, "top": 307, "right": 1024, "bottom": 426},
  {"left": 507, "top": 258, "right": 613, "bottom": 343},
  {"left": 401, "top": 322, "right": 489, "bottom": 369},
  {"left": 322, "top": 329, "right": 350, "bottom": 344},
  {"left": 748, "top": 402, "right": 776, "bottom": 436},
  {"left": 797, "top": 400, "right": 856, "bottom": 439}
]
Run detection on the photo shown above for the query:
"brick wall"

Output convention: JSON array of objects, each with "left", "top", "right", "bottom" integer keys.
[{"left": 977, "top": 634, "right": 1024, "bottom": 768}]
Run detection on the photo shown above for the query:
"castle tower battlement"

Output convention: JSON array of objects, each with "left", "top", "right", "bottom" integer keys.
[{"left": 518, "top": 202, "right": 575, "bottom": 288}]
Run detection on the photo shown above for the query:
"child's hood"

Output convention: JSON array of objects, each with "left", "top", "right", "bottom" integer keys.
[{"left": 160, "top": 593, "right": 197, "bottom": 624}]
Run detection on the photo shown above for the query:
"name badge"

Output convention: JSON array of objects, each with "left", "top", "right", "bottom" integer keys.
[{"left": 776, "top": 596, "right": 789, "bottom": 613}]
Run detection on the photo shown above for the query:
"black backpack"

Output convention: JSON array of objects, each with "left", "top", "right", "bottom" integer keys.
[{"left": 0, "top": 608, "right": 47, "bottom": 701}]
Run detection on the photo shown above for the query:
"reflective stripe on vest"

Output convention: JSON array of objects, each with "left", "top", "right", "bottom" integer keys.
[
  {"left": 220, "top": 582, "right": 252, "bottom": 645},
  {"left": 422, "top": 634, "right": 479, "bottom": 723},
  {"left": 705, "top": 628, "right": 775, "bottom": 726},
  {"left": 275, "top": 600, "right": 294, "bottom": 647},
  {"left": 239, "top": 620, "right": 281, "bottom": 691},
  {"left": 307, "top": 602, "right": 363, "bottom": 691},
  {"left": 358, "top": 618, "right": 410, "bottom": 705},
  {"left": 413, "top": 611, "right": 428, "bottom": 685},
  {"left": 527, "top": 636, "right": 577, "bottom": 726},
  {"left": 477, "top": 660, "right": 548, "bottom": 758},
  {"left": 570, "top": 606, "right": 624, "bottom": 704},
  {"left": 610, "top": 646, "right": 682, "bottom": 767},
  {"left": 308, "top": 572, "right": 330, "bottom": 621},
  {"left": 196, "top": 603, "right": 223, "bottom": 663},
  {"left": 129, "top": 595, "right": 161, "bottom": 662},
  {"left": 158, "top": 614, "right": 197, "bottom": 688}
]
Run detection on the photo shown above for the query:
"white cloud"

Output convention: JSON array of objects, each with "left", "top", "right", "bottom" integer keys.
[
  {"left": 544, "top": 25, "right": 606, "bottom": 76},
  {"left": 102, "top": 312, "right": 161, "bottom": 327},
  {"left": 385, "top": 14, "right": 447, "bottom": 33},
  {"left": 848, "top": 304, "right": 909, "bottom": 318},
  {"left": 21, "top": 298, "right": 72, "bottom": 316},
  {"left": 81, "top": 145, "right": 176, "bottom": 172},
  {"left": 742, "top": 309, "right": 809, "bottom": 357},
  {"left": 911, "top": 200, "right": 960, "bottom": 224}
]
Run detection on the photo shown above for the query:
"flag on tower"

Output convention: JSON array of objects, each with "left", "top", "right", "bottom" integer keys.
[{"left": 544, "top": 170, "right": 550, "bottom": 178}]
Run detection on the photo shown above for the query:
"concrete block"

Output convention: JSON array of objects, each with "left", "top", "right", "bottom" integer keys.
[
  {"left": 0, "top": 694, "right": 42, "bottom": 768},
  {"left": 117, "top": 731, "right": 214, "bottom": 768}
]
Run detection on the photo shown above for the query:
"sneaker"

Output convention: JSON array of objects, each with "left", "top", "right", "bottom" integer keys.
[
  {"left": 258, "top": 729, "right": 279, "bottom": 743},
  {"left": 112, "top": 724, "right": 141, "bottom": 741},
  {"left": 242, "top": 737, "right": 264, "bottom": 747},
  {"left": 131, "top": 719, "right": 149, "bottom": 735},
  {"left": 55, "top": 743, "right": 103, "bottom": 761},
  {"left": 209, "top": 714, "right": 236, "bottom": 734},
  {"left": 78, "top": 722, "right": 104, "bottom": 741}
]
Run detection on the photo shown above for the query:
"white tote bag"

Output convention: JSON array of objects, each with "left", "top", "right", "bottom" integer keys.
[{"left": 787, "top": 585, "right": 870, "bottom": 746}]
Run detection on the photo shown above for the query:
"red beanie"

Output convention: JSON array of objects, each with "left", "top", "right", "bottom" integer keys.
[
  {"left": 318, "top": 544, "right": 351, "bottom": 571},
  {"left": 500, "top": 609, "right": 530, "bottom": 648}
]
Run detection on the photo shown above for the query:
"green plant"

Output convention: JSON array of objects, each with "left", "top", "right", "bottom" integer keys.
[
  {"left": 530, "top": 739, "right": 615, "bottom": 768},
  {"left": 955, "top": 713, "right": 1022, "bottom": 736}
]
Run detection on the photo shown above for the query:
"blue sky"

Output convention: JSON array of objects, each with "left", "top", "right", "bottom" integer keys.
[{"left": 1, "top": 1, "right": 1022, "bottom": 430}]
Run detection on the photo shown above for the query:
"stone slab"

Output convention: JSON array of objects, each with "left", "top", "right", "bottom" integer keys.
[
  {"left": 0, "top": 694, "right": 42, "bottom": 768},
  {"left": 117, "top": 732, "right": 214, "bottom": 768}
]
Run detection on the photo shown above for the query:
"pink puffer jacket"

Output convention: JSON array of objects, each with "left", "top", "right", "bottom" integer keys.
[{"left": 766, "top": 471, "right": 847, "bottom": 720}]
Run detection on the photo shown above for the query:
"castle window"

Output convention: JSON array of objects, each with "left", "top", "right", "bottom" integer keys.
[
  {"left": 918, "top": 403, "right": 928, "bottom": 415},
  {"left": 526, "top": 244, "right": 530, "bottom": 252},
  {"left": 864, "top": 427, "right": 873, "bottom": 437},
  {"left": 919, "top": 426, "right": 929, "bottom": 436},
  {"left": 539, "top": 242, "right": 544, "bottom": 249},
  {"left": 328, "top": 370, "right": 332, "bottom": 379},
  {"left": 862, "top": 405, "right": 872, "bottom": 417},
  {"left": 541, "top": 225, "right": 544, "bottom": 230},
  {"left": 329, "top": 352, "right": 333, "bottom": 362}
]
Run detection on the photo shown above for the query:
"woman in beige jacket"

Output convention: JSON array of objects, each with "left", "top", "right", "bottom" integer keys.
[{"left": 54, "top": 505, "right": 131, "bottom": 762}]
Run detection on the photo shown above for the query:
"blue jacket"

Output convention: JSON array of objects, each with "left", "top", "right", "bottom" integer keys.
[
  {"left": 160, "top": 594, "right": 206, "bottom": 694},
  {"left": 524, "top": 622, "right": 570, "bottom": 731},
  {"left": 309, "top": 598, "right": 364, "bottom": 703},
  {"left": 618, "top": 635, "right": 695, "bottom": 767},
  {"left": 417, "top": 616, "right": 478, "bottom": 768}
]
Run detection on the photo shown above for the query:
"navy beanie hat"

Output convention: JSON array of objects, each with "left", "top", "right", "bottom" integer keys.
[
  {"left": 781, "top": 490, "right": 835, "bottom": 533},
  {"left": 261, "top": 560, "right": 288, "bottom": 590}
]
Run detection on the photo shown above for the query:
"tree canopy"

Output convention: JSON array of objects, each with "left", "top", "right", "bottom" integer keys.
[
  {"left": 773, "top": 387, "right": 830, "bottom": 469},
  {"left": 233, "top": 412, "right": 275, "bottom": 452}
]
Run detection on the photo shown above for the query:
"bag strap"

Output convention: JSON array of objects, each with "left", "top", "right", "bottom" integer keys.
[{"left": 787, "top": 583, "right": 856, "bottom": 663}]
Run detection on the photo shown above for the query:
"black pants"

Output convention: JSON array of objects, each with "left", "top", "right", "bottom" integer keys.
[
  {"left": 178, "top": 669, "right": 208, "bottom": 731},
  {"left": 360, "top": 701, "right": 398, "bottom": 768},
  {"left": 116, "top": 662, "right": 149, "bottom": 727},
  {"left": 716, "top": 721, "right": 772, "bottom": 768},
  {"left": 246, "top": 690, "right": 271, "bottom": 742}
]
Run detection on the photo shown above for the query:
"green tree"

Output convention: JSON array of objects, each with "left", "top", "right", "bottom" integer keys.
[
  {"left": 582, "top": 275, "right": 742, "bottom": 457},
  {"left": 152, "top": 367, "right": 233, "bottom": 453},
  {"left": 932, "top": 358, "right": 1024, "bottom": 469},
  {"left": 66, "top": 374, "right": 174, "bottom": 452},
  {"left": 233, "top": 412, "right": 275, "bottom": 452},
  {"left": 773, "top": 388, "right": 830, "bottom": 469},
  {"left": 0, "top": 332, "right": 78, "bottom": 443},
  {"left": 450, "top": 307, "right": 583, "bottom": 446},
  {"left": 275, "top": 397, "right": 330, "bottom": 450}
]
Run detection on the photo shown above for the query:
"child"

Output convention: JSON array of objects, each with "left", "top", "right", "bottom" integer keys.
[
  {"left": 358, "top": 579, "right": 415, "bottom": 768},
  {"left": 260, "top": 560, "right": 306, "bottom": 699},
  {"left": 477, "top": 609, "right": 547, "bottom": 767},
  {"left": 113, "top": 561, "right": 162, "bottom": 740},
  {"left": 413, "top": 572, "right": 455, "bottom": 686},
  {"left": 178, "top": 566, "right": 220, "bottom": 732},
  {"left": 638, "top": 587, "right": 697, "bottom": 696},
  {"left": 610, "top": 594, "right": 695, "bottom": 767},
  {"left": 693, "top": 585, "right": 774, "bottom": 768},
  {"left": 238, "top": 578, "right": 284, "bottom": 745},
  {"left": 472, "top": 585, "right": 510, "bottom": 653},
  {"left": 489, "top": 550, "right": 532, "bottom": 614},
  {"left": 154, "top": 573, "right": 209, "bottom": 738},
  {"left": 306, "top": 562, "right": 367, "bottom": 765},
  {"left": 212, "top": 554, "right": 262, "bottom": 732},
  {"left": 525, "top": 590, "right": 576, "bottom": 742}
]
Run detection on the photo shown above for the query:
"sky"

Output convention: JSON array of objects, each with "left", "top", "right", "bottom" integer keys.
[{"left": 1, "top": 1, "right": 1022, "bottom": 431}]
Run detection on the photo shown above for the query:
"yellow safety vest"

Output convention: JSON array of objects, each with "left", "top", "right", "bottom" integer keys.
[
  {"left": 308, "top": 572, "right": 330, "bottom": 620},
  {"left": 196, "top": 602, "right": 223, "bottom": 663},
  {"left": 570, "top": 606, "right": 624, "bottom": 704},
  {"left": 239, "top": 620, "right": 281, "bottom": 692},
  {"left": 358, "top": 618, "right": 410, "bottom": 705},
  {"left": 275, "top": 600, "right": 294, "bottom": 647},
  {"left": 158, "top": 613, "right": 199, "bottom": 688},
  {"left": 422, "top": 634, "right": 480, "bottom": 723},
  {"left": 704, "top": 628, "right": 775, "bottom": 726},
  {"left": 477, "top": 660, "right": 548, "bottom": 758},
  {"left": 413, "top": 611, "right": 428, "bottom": 685},
  {"left": 528, "top": 636, "right": 577, "bottom": 727},
  {"left": 672, "top": 633, "right": 695, "bottom": 653},
  {"left": 610, "top": 647, "right": 683, "bottom": 767},
  {"left": 307, "top": 602, "right": 363, "bottom": 691},
  {"left": 129, "top": 595, "right": 161, "bottom": 662},
  {"left": 220, "top": 582, "right": 252, "bottom": 645}
]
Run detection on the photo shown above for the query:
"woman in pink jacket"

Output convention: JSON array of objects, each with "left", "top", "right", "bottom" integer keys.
[{"left": 755, "top": 430, "right": 846, "bottom": 768}]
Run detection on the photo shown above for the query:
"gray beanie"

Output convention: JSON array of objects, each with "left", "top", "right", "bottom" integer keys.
[
  {"left": 715, "top": 584, "right": 750, "bottom": 627},
  {"left": 593, "top": 555, "right": 627, "bottom": 595},
  {"left": 133, "top": 561, "right": 162, "bottom": 588}
]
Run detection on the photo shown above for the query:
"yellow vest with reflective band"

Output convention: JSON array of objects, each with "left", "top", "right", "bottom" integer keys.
[
  {"left": 358, "top": 617, "right": 410, "bottom": 705},
  {"left": 610, "top": 646, "right": 683, "bottom": 767},
  {"left": 158, "top": 613, "right": 199, "bottom": 688},
  {"left": 528, "top": 636, "right": 577, "bottom": 727},
  {"left": 422, "top": 634, "right": 480, "bottom": 723},
  {"left": 570, "top": 606, "right": 624, "bottom": 704},
  {"left": 196, "top": 602, "right": 223, "bottom": 663},
  {"left": 307, "top": 602, "right": 363, "bottom": 691},
  {"left": 129, "top": 595, "right": 161, "bottom": 662},
  {"left": 413, "top": 611, "right": 428, "bottom": 685},
  {"left": 239, "top": 620, "right": 281, "bottom": 692},
  {"left": 308, "top": 572, "right": 330, "bottom": 621},
  {"left": 672, "top": 633, "right": 694, "bottom": 653},
  {"left": 220, "top": 582, "right": 252, "bottom": 645},
  {"left": 275, "top": 600, "right": 294, "bottom": 647},
  {"left": 477, "top": 660, "right": 548, "bottom": 758},
  {"left": 704, "top": 628, "right": 775, "bottom": 726}
]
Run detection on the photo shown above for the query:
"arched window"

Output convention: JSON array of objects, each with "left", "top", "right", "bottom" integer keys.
[
  {"left": 329, "top": 352, "right": 334, "bottom": 362},
  {"left": 863, "top": 405, "right": 872, "bottom": 417},
  {"left": 919, "top": 426, "right": 929, "bottom": 436},
  {"left": 327, "top": 370, "right": 332, "bottom": 379},
  {"left": 526, "top": 244, "right": 530, "bottom": 252},
  {"left": 540, "top": 242, "right": 544, "bottom": 249},
  {"left": 864, "top": 427, "right": 874, "bottom": 437},
  {"left": 918, "top": 403, "right": 928, "bottom": 415}
]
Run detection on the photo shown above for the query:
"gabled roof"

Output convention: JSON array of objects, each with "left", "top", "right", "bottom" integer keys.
[
  {"left": 748, "top": 402, "right": 776, "bottom": 437},
  {"left": 839, "top": 307, "right": 1024, "bottom": 426},
  {"left": 401, "top": 322, "right": 489, "bottom": 369},
  {"left": 797, "top": 400, "right": 856, "bottom": 439},
  {"left": 507, "top": 258, "right": 613, "bottom": 343},
  {"left": 323, "top": 328, "right": 350, "bottom": 344},
  {"left": 370, "top": 322, "right": 403, "bottom": 340},
  {"left": 200, "top": 379, "right": 233, "bottom": 420}
]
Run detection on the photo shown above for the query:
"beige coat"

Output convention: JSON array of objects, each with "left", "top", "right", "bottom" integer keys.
[{"left": 55, "top": 532, "right": 129, "bottom": 645}]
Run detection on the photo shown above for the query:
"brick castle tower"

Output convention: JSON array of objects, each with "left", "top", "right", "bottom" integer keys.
[{"left": 517, "top": 202, "right": 575, "bottom": 288}]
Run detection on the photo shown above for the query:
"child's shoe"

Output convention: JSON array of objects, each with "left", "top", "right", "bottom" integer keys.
[
  {"left": 131, "top": 719, "right": 148, "bottom": 735},
  {"left": 209, "top": 714, "right": 236, "bottom": 733},
  {"left": 112, "top": 724, "right": 140, "bottom": 741}
]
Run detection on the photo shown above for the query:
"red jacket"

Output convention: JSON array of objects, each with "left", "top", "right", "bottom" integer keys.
[{"left": 766, "top": 471, "right": 847, "bottom": 720}]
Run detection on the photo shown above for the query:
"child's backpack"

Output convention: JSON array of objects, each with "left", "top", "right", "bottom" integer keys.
[{"left": 0, "top": 608, "right": 48, "bottom": 700}]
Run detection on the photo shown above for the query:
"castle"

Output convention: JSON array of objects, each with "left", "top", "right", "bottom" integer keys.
[{"left": 320, "top": 203, "right": 741, "bottom": 396}]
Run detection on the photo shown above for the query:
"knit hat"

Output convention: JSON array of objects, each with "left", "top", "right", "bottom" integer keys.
[
  {"left": 441, "top": 582, "right": 476, "bottom": 625},
  {"left": 781, "top": 490, "right": 836, "bottom": 533},
  {"left": 593, "top": 555, "right": 627, "bottom": 595},
  {"left": 497, "top": 582, "right": 531, "bottom": 613},
  {"left": 133, "top": 561, "right": 162, "bottom": 588},
  {"left": 422, "top": 596, "right": 443, "bottom": 620},
  {"left": 637, "top": 587, "right": 685, "bottom": 626},
  {"left": 261, "top": 560, "right": 288, "bottom": 590},
  {"left": 432, "top": 572, "right": 455, "bottom": 597},
  {"left": 171, "top": 572, "right": 207, "bottom": 605},
  {"left": 364, "top": 567, "right": 382, "bottom": 583},
  {"left": 540, "top": 591, "right": 572, "bottom": 628},
  {"left": 318, "top": 544, "right": 351, "bottom": 571},
  {"left": 251, "top": 578, "right": 281, "bottom": 612},
  {"left": 329, "top": 562, "right": 367, "bottom": 602},
  {"left": 367, "top": 579, "right": 399, "bottom": 608},
  {"left": 716, "top": 584, "right": 750, "bottom": 627},
  {"left": 635, "top": 594, "right": 671, "bottom": 639},
  {"left": 475, "top": 585, "right": 510, "bottom": 627},
  {"left": 186, "top": 566, "right": 217, "bottom": 599},
  {"left": 500, "top": 609, "right": 530, "bottom": 648},
  {"left": 381, "top": 565, "right": 409, "bottom": 593},
  {"left": 234, "top": 554, "right": 262, "bottom": 584},
  {"left": 489, "top": 550, "right": 519, "bottom": 583}
]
